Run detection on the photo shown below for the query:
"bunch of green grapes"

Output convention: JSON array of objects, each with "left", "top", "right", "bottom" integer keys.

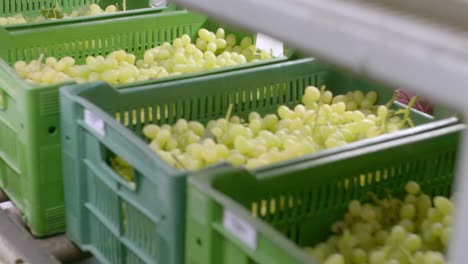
[
  {"left": 140, "top": 86, "right": 415, "bottom": 170},
  {"left": 13, "top": 28, "right": 272, "bottom": 85},
  {"left": 305, "top": 181, "right": 453, "bottom": 264},
  {"left": 0, "top": 4, "right": 118, "bottom": 26}
]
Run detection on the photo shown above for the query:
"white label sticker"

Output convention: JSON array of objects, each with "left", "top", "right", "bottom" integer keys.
[
  {"left": 223, "top": 209, "right": 257, "bottom": 250},
  {"left": 84, "top": 109, "right": 105, "bottom": 137},
  {"left": 256, "top": 33, "right": 284, "bottom": 57}
]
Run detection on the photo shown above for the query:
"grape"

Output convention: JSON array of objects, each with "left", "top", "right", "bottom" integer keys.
[
  {"left": 156, "top": 129, "right": 171, "bottom": 146},
  {"left": 351, "top": 248, "right": 367, "bottom": 263},
  {"left": 323, "top": 254, "right": 345, "bottom": 264},
  {"left": 195, "top": 38, "right": 208, "bottom": 50},
  {"left": 240, "top": 36, "right": 253, "bottom": 49},
  {"left": 360, "top": 98, "right": 373, "bottom": 109},
  {"left": 346, "top": 101, "right": 358, "bottom": 111},
  {"left": 105, "top": 5, "right": 117, "bottom": 13},
  {"left": 360, "top": 205, "right": 376, "bottom": 221},
  {"left": 404, "top": 234, "right": 422, "bottom": 252},
  {"left": 305, "top": 86, "right": 321, "bottom": 102},
  {"left": 216, "top": 38, "right": 228, "bottom": 50},
  {"left": 366, "top": 91, "right": 378, "bottom": 104},
  {"left": 434, "top": 196, "right": 453, "bottom": 215},
  {"left": 353, "top": 90, "right": 365, "bottom": 104},
  {"left": 399, "top": 219, "right": 415, "bottom": 232},
  {"left": 198, "top": 28, "right": 210, "bottom": 40},
  {"left": 206, "top": 42, "right": 218, "bottom": 53},
  {"left": 369, "top": 250, "right": 386, "bottom": 264},
  {"left": 400, "top": 203, "right": 416, "bottom": 219},
  {"left": 321, "top": 91, "right": 333, "bottom": 104},
  {"left": 405, "top": 181, "right": 420, "bottom": 195}
]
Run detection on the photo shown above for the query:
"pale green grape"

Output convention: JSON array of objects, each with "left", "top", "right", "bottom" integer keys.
[
  {"left": 320, "top": 91, "right": 333, "bottom": 104},
  {"left": 400, "top": 203, "right": 416, "bottom": 219},
  {"left": 240, "top": 36, "right": 253, "bottom": 49},
  {"left": 349, "top": 200, "right": 362, "bottom": 216},
  {"left": 405, "top": 181, "right": 420, "bottom": 195},
  {"left": 369, "top": 250, "right": 387, "bottom": 264},
  {"left": 347, "top": 101, "right": 358, "bottom": 111},
  {"left": 323, "top": 253, "right": 345, "bottom": 264},
  {"left": 434, "top": 196, "right": 453, "bottom": 215},
  {"left": 198, "top": 28, "right": 210, "bottom": 41},
  {"left": 223, "top": 33, "right": 236, "bottom": 46},
  {"left": 353, "top": 90, "right": 365, "bottom": 104},
  {"left": 366, "top": 91, "right": 378, "bottom": 104}
]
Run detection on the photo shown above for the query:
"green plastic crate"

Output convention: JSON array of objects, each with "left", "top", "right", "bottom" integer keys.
[
  {"left": 186, "top": 124, "right": 464, "bottom": 264},
  {"left": 0, "top": 0, "right": 172, "bottom": 27},
  {"left": 60, "top": 58, "right": 458, "bottom": 264},
  {"left": 0, "top": 9, "right": 291, "bottom": 237}
]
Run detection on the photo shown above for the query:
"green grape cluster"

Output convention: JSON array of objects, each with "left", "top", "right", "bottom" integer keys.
[
  {"left": 13, "top": 28, "right": 271, "bottom": 85},
  {"left": 140, "top": 86, "right": 415, "bottom": 170},
  {"left": 305, "top": 181, "right": 453, "bottom": 264},
  {"left": 0, "top": 4, "right": 118, "bottom": 25}
]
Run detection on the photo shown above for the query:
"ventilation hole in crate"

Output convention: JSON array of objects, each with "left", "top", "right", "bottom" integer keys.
[
  {"left": 375, "top": 170, "right": 382, "bottom": 182},
  {"left": 286, "top": 194, "right": 294, "bottom": 210},
  {"left": 152, "top": 105, "right": 160, "bottom": 122},
  {"left": 160, "top": 103, "right": 168, "bottom": 122},
  {"left": 122, "top": 111, "right": 130, "bottom": 126},
  {"left": 196, "top": 238, "right": 202, "bottom": 246},
  {"left": 251, "top": 202, "right": 258, "bottom": 218},
  {"left": 122, "top": 201, "right": 158, "bottom": 260},
  {"left": 89, "top": 215, "right": 122, "bottom": 263},
  {"left": 295, "top": 79, "right": 301, "bottom": 101},
  {"left": 367, "top": 172, "right": 374, "bottom": 185},
  {"left": 48, "top": 126, "right": 57, "bottom": 135},
  {"left": 260, "top": 200, "right": 267, "bottom": 217},
  {"left": 269, "top": 198, "right": 276, "bottom": 215},
  {"left": 0, "top": 117, "right": 18, "bottom": 166},
  {"left": 87, "top": 175, "right": 119, "bottom": 227},
  {"left": 314, "top": 188, "right": 321, "bottom": 211},
  {"left": 126, "top": 250, "right": 145, "bottom": 264}
]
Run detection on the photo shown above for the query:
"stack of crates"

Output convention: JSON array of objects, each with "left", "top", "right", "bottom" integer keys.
[
  {"left": 59, "top": 58, "right": 461, "bottom": 263},
  {"left": 0, "top": 1, "right": 292, "bottom": 237},
  {"left": 0, "top": 0, "right": 463, "bottom": 263}
]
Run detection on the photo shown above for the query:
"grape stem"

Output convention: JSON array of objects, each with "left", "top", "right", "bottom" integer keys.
[
  {"left": 385, "top": 90, "right": 399, "bottom": 109},
  {"left": 170, "top": 152, "right": 187, "bottom": 170},
  {"left": 394, "top": 96, "right": 417, "bottom": 127},
  {"left": 397, "top": 245, "right": 413, "bottom": 262},
  {"left": 33, "top": 53, "right": 45, "bottom": 72},
  {"left": 313, "top": 85, "right": 327, "bottom": 134}
]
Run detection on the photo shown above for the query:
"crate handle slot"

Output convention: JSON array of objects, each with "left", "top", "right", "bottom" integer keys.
[
  {"left": 82, "top": 108, "right": 140, "bottom": 192},
  {"left": 99, "top": 144, "right": 139, "bottom": 192}
]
